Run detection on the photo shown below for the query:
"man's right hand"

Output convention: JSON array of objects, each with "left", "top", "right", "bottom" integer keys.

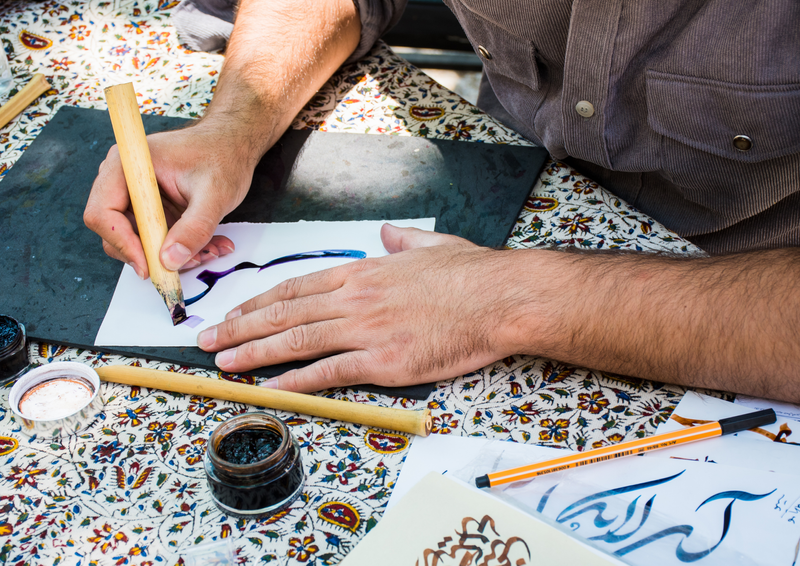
[
  {"left": 84, "top": 121, "right": 253, "bottom": 279},
  {"left": 84, "top": 0, "right": 361, "bottom": 279}
]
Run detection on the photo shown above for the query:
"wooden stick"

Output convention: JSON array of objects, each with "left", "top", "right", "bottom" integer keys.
[
  {"left": 0, "top": 74, "right": 50, "bottom": 130},
  {"left": 104, "top": 82, "right": 187, "bottom": 325},
  {"left": 97, "top": 365, "right": 433, "bottom": 437}
]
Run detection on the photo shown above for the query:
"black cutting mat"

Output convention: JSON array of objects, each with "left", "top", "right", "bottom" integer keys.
[{"left": 0, "top": 106, "right": 548, "bottom": 400}]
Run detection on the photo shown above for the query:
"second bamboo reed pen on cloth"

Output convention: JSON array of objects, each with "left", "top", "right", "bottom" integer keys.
[
  {"left": 96, "top": 365, "right": 433, "bottom": 437},
  {"left": 475, "top": 409, "right": 777, "bottom": 488}
]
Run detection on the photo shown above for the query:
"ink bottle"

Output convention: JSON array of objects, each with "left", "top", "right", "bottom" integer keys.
[
  {"left": 205, "top": 413, "right": 304, "bottom": 519},
  {"left": 0, "top": 315, "right": 30, "bottom": 386}
]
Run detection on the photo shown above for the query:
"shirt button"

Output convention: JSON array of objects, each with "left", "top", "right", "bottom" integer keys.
[
  {"left": 477, "top": 45, "right": 492, "bottom": 60},
  {"left": 733, "top": 135, "right": 752, "bottom": 151},
  {"left": 575, "top": 100, "right": 595, "bottom": 118}
]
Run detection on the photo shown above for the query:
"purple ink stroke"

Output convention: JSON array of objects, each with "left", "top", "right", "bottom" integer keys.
[
  {"left": 182, "top": 315, "right": 205, "bottom": 329},
  {"left": 183, "top": 249, "right": 367, "bottom": 307}
]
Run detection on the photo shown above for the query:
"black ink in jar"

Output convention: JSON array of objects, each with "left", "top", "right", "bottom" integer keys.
[
  {"left": 205, "top": 413, "right": 304, "bottom": 519},
  {"left": 0, "top": 315, "right": 29, "bottom": 386}
]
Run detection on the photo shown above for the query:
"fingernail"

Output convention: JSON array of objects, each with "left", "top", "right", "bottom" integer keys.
[
  {"left": 215, "top": 348, "right": 236, "bottom": 368},
  {"left": 226, "top": 308, "right": 241, "bottom": 321},
  {"left": 162, "top": 243, "right": 192, "bottom": 271},
  {"left": 219, "top": 244, "right": 235, "bottom": 256},
  {"left": 184, "top": 257, "right": 201, "bottom": 269},
  {"left": 262, "top": 378, "right": 279, "bottom": 389},
  {"left": 197, "top": 327, "right": 217, "bottom": 349},
  {"left": 128, "top": 262, "right": 145, "bottom": 280}
]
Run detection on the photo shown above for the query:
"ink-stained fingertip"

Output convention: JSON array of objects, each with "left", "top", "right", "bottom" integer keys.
[{"left": 226, "top": 308, "right": 242, "bottom": 321}]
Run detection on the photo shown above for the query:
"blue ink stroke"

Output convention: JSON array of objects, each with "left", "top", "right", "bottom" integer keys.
[
  {"left": 555, "top": 470, "right": 685, "bottom": 527},
  {"left": 613, "top": 489, "right": 775, "bottom": 562},
  {"left": 588, "top": 495, "right": 656, "bottom": 544},
  {"left": 184, "top": 249, "right": 367, "bottom": 306}
]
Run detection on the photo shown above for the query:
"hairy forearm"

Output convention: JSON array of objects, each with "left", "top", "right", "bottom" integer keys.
[
  {"left": 200, "top": 0, "right": 360, "bottom": 166},
  {"left": 503, "top": 247, "right": 800, "bottom": 402}
]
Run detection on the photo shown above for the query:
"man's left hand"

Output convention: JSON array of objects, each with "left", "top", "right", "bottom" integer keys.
[{"left": 196, "top": 224, "right": 524, "bottom": 392}]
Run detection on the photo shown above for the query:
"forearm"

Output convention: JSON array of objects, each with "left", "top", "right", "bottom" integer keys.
[
  {"left": 200, "top": 0, "right": 360, "bottom": 167},
  {"left": 505, "top": 248, "right": 800, "bottom": 402}
]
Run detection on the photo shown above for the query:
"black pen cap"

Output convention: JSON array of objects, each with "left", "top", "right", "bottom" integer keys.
[{"left": 718, "top": 409, "right": 776, "bottom": 435}]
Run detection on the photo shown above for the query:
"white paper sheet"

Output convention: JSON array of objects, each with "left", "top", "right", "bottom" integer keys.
[
  {"left": 387, "top": 434, "right": 572, "bottom": 509},
  {"left": 96, "top": 219, "right": 435, "bottom": 347},
  {"left": 657, "top": 391, "right": 800, "bottom": 442},
  {"left": 734, "top": 393, "right": 800, "bottom": 421},
  {"left": 499, "top": 456, "right": 800, "bottom": 566},
  {"left": 391, "top": 434, "right": 800, "bottom": 566},
  {"left": 647, "top": 391, "right": 800, "bottom": 474}
]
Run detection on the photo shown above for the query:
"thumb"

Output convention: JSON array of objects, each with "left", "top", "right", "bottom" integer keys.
[
  {"left": 160, "top": 201, "right": 226, "bottom": 271},
  {"left": 381, "top": 223, "right": 474, "bottom": 254}
]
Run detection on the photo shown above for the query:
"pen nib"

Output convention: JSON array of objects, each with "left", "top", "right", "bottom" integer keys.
[{"left": 171, "top": 303, "right": 188, "bottom": 326}]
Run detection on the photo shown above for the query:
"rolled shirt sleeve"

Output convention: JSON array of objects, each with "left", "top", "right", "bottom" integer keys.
[{"left": 346, "top": 0, "right": 408, "bottom": 62}]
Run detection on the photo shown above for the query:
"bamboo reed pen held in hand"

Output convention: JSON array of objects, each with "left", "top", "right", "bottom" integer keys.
[
  {"left": 97, "top": 365, "right": 433, "bottom": 437},
  {"left": 104, "top": 82, "right": 187, "bottom": 325}
]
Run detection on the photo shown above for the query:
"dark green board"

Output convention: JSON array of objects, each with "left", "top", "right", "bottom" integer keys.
[{"left": 0, "top": 105, "right": 548, "bottom": 399}]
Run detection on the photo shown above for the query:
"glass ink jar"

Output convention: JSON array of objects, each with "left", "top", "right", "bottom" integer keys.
[
  {"left": 0, "top": 315, "right": 30, "bottom": 386},
  {"left": 205, "top": 413, "right": 304, "bottom": 519}
]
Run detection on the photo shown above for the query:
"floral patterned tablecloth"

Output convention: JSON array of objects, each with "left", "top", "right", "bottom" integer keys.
[{"left": 0, "top": 0, "right": 706, "bottom": 564}]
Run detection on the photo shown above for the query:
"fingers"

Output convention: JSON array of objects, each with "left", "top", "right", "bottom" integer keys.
[
  {"left": 180, "top": 235, "right": 235, "bottom": 272},
  {"left": 84, "top": 146, "right": 150, "bottom": 278},
  {"left": 160, "top": 195, "right": 233, "bottom": 271},
  {"left": 380, "top": 223, "right": 474, "bottom": 253},
  {"left": 264, "top": 352, "right": 373, "bottom": 393},
  {"left": 208, "top": 319, "right": 353, "bottom": 374},
  {"left": 209, "top": 235, "right": 235, "bottom": 256},
  {"left": 197, "top": 292, "right": 343, "bottom": 352},
  {"left": 102, "top": 239, "right": 146, "bottom": 279},
  {"left": 232, "top": 261, "right": 364, "bottom": 318}
]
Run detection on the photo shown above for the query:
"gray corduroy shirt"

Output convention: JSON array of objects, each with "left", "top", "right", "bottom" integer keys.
[{"left": 354, "top": 0, "right": 800, "bottom": 254}]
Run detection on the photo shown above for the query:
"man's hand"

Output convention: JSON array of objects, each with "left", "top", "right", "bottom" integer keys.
[
  {"left": 84, "top": 0, "right": 360, "bottom": 278},
  {"left": 84, "top": 122, "right": 249, "bottom": 279},
  {"left": 197, "top": 224, "right": 526, "bottom": 392},
  {"left": 199, "top": 222, "right": 800, "bottom": 401}
]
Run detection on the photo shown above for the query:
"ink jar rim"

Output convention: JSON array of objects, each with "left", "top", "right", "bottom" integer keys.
[
  {"left": 0, "top": 314, "right": 29, "bottom": 385},
  {"left": 9, "top": 361, "right": 104, "bottom": 438},
  {"left": 0, "top": 315, "right": 23, "bottom": 359},
  {"left": 206, "top": 412, "right": 292, "bottom": 477},
  {"left": 205, "top": 412, "right": 305, "bottom": 519}
]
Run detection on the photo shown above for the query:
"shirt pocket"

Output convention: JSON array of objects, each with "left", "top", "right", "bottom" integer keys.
[
  {"left": 646, "top": 69, "right": 800, "bottom": 164},
  {"left": 443, "top": 0, "right": 541, "bottom": 92}
]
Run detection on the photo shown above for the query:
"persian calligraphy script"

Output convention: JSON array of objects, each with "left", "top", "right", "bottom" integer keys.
[
  {"left": 417, "top": 515, "right": 531, "bottom": 566},
  {"left": 184, "top": 250, "right": 366, "bottom": 306},
  {"left": 536, "top": 471, "right": 775, "bottom": 562}
]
